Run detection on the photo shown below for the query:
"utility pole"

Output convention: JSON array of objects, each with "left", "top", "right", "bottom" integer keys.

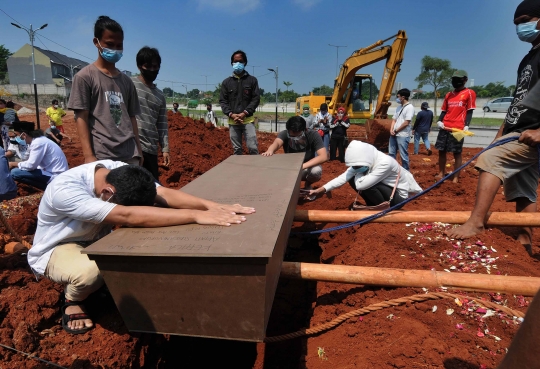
[
  {"left": 11, "top": 22, "right": 48, "bottom": 129},
  {"left": 171, "top": 81, "right": 175, "bottom": 103},
  {"left": 182, "top": 84, "right": 188, "bottom": 116},
  {"left": 201, "top": 75, "right": 211, "bottom": 97},
  {"left": 251, "top": 65, "right": 260, "bottom": 76},
  {"left": 328, "top": 44, "right": 347, "bottom": 77},
  {"left": 268, "top": 67, "right": 278, "bottom": 132}
]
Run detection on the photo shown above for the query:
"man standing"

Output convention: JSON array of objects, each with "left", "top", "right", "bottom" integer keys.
[
  {"left": 171, "top": 102, "right": 181, "bottom": 115},
  {"left": 131, "top": 46, "right": 170, "bottom": 181},
  {"left": 412, "top": 102, "right": 433, "bottom": 155},
  {"left": 314, "top": 103, "right": 332, "bottom": 154},
  {"left": 301, "top": 104, "right": 316, "bottom": 130},
  {"left": 389, "top": 88, "right": 414, "bottom": 171},
  {"left": 9, "top": 122, "right": 68, "bottom": 190},
  {"left": 46, "top": 99, "right": 67, "bottom": 133},
  {"left": 220, "top": 50, "right": 260, "bottom": 155},
  {"left": 262, "top": 116, "right": 327, "bottom": 195},
  {"left": 434, "top": 70, "right": 476, "bottom": 183},
  {"left": 28, "top": 161, "right": 255, "bottom": 334},
  {"left": 448, "top": 1, "right": 540, "bottom": 250},
  {"left": 68, "top": 15, "right": 143, "bottom": 166},
  {"left": 206, "top": 103, "right": 218, "bottom": 126}
]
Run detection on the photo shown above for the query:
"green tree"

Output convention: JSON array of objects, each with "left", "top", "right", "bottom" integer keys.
[
  {"left": 162, "top": 87, "right": 173, "bottom": 98},
  {"left": 0, "top": 45, "right": 12, "bottom": 83},
  {"left": 414, "top": 56, "right": 454, "bottom": 116},
  {"left": 283, "top": 81, "right": 293, "bottom": 91},
  {"left": 312, "top": 84, "right": 334, "bottom": 95},
  {"left": 360, "top": 80, "right": 379, "bottom": 101},
  {"left": 187, "top": 88, "right": 200, "bottom": 99}
]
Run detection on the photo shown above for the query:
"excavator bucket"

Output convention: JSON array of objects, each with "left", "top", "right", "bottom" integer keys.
[{"left": 365, "top": 119, "right": 393, "bottom": 151}]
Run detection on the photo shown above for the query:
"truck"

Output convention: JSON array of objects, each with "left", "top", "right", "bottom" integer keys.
[{"left": 296, "top": 30, "right": 408, "bottom": 147}]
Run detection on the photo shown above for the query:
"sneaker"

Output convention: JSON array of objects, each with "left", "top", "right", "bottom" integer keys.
[{"left": 427, "top": 149, "right": 432, "bottom": 156}]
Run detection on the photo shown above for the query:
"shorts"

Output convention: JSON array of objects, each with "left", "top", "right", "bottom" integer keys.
[
  {"left": 435, "top": 129, "right": 464, "bottom": 153},
  {"left": 475, "top": 132, "right": 539, "bottom": 203}
]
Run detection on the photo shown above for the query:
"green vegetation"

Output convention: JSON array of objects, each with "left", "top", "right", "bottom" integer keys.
[
  {"left": 414, "top": 56, "right": 454, "bottom": 116},
  {"left": 0, "top": 45, "right": 12, "bottom": 83}
]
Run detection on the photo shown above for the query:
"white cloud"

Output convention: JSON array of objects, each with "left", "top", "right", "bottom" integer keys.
[
  {"left": 197, "top": 0, "right": 261, "bottom": 14},
  {"left": 292, "top": 0, "right": 322, "bottom": 10}
]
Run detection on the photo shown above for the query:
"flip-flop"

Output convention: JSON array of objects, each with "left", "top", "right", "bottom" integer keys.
[{"left": 61, "top": 302, "right": 93, "bottom": 335}]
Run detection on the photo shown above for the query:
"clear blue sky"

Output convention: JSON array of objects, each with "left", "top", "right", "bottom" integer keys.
[{"left": 1, "top": 0, "right": 529, "bottom": 96}]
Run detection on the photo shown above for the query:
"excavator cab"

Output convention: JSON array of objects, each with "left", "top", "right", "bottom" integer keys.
[{"left": 340, "top": 74, "right": 373, "bottom": 120}]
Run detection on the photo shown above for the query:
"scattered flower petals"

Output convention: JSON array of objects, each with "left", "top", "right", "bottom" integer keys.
[
  {"left": 455, "top": 298, "right": 463, "bottom": 307},
  {"left": 477, "top": 331, "right": 485, "bottom": 337},
  {"left": 447, "top": 308, "right": 454, "bottom": 315},
  {"left": 432, "top": 305, "right": 438, "bottom": 313},
  {"left": 358, "top": 316, "right": 363, "bottom": 322},
  {"left": 482, "top": 310, "right": 496, "bottom": 319},
  {"left": 456, "top": 323, "right": 464, "bottom": 330},
  {"left": 476, "top": 308, "right": 487, "bottom": 314}
]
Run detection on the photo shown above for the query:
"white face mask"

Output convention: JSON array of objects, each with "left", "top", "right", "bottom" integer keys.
[
  {"left": 54, "top": 104, "right": 59, "bottom": 108},
  {"left": 99, "top": 187, "right": 115, "bottom": 203}
]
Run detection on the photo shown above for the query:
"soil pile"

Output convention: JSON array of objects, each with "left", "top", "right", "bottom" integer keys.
[{"left": 1, "top": 111, "right": 538, "bottom": 368}]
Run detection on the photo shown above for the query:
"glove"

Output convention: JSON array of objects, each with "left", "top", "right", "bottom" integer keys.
[
  {"left": 463, "top": 126, "right": 469, "bottom": 132},
  {"left": 437, "top": 121, "right": 445, "bottom": 129}
]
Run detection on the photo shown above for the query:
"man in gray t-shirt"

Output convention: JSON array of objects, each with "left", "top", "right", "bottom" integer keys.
[{"left": 67, "top": 16, "right": 142, "bottom": 165}]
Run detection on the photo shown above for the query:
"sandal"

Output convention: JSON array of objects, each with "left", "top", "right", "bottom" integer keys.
[{"left": 61, "top": 300, "right": 94, "bottom": 335}]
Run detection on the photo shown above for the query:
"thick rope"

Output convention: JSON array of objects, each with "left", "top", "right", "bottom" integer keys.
[
  {"left": 294, "top": 135, "right": 520, "bottom": 235},
  {"left": 264, "top": 292, "right": 525, "bottom": 342},
  {"left": 0, "top": 207, "right": 32, "bottom": 249}
]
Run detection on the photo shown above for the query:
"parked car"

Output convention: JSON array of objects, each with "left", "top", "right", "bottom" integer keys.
[{"left": 483, "top": 97, "right": 513, "bottom": 112}]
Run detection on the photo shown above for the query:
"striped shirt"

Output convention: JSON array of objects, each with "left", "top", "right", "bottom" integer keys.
[{"left": 131, "top": 76, "right": 169, "bottom": 155}]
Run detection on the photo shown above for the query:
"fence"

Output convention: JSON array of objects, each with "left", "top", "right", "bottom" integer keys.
[{"left": 0, "top": 84, "right": 69, "bottom": 97}]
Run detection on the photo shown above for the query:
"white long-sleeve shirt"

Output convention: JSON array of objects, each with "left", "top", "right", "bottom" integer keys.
[
  {"left": 323, "top": 140, "right": 422, "bottom": 199},
  {"left": 18, "top": 136, "right": 68, "bottom": 182}
]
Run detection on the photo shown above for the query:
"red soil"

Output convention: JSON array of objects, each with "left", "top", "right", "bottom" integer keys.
[{"left": 0, "top": 111, "right": 537, "bottom": 368}]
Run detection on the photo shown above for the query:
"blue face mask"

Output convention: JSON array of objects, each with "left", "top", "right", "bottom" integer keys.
[
  {"left": 517, "top": 20, "right": 540, "bottom": 42},
  {"left": 15, "top": 136, "right": 26, "bottom": 146},
  {"left": 232, "top": 62, "right": 245, "bottom": 74},
  {"left": 98, "top": 40, "right": 123, "bottom": 63},
  {"left": 396, "top": 97, "right": 402, "bottom": 104},
  {"left": 351, "top": 166, "right": 369, "bottom": 174}
]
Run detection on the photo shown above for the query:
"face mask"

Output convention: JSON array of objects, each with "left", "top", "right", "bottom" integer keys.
[
  {"left": 302, "top": 110, "right": 310, "bottom": 117},
  {"left": 173, "top": 107, "right": 178, "bottom": 111},
  {"left": 9, "top": 138, "right": 17, "bottom": 144},
  {"left": 337, "top": 112, "right": 344, "bottom": 118},
  {"left": 517, "top": 20, "right": 540, "bottom": 42},
  {"left": 452, "top": 79, "right": 465, "bottom": 89},
  {"left": 232, "top": 62, "right": 245, "bottom": 74},
  {"left": 351, "top": 166, "right": 369, "bottom": 174},
  {"left": 396, "top": 98, "right": 402, "bottom": 104},
  {"left": 287, "top": 131, "right": 307, "bottom": 151},
  {"left": 53, "top": 104, "right": 59, "bottom": 108},
  {"left": 97, "top": 40, "right": 123, "bottom": 63},
  {"left": 140, "top": 68, "right": 159, "bottom": 82},
  {"left": 15, "top": 136, "right": 26, "bottom": 145},
  {"left": 321, "top": 110, "right": 328, "bottom": 116}
]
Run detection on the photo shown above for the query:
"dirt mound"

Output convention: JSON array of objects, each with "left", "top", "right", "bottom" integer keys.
[{"left": 366, "top": 119, "right": 392, "bottom": 151}]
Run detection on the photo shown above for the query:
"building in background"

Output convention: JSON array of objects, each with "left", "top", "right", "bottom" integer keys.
[{"left": 6, "top": 44, "right": 88, "bottom": 86}]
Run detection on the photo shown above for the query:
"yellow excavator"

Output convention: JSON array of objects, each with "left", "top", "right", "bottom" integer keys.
[{"left": 296, "top": 30, "right": 407, "bottom": 147}]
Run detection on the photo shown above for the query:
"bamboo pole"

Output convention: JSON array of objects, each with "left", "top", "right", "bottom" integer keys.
[
  {"left": 281, "top": 262, "right": 540, "bottom": 296},
  {"left": 294, "top": 210, "right": 540, "bottom": 227}
]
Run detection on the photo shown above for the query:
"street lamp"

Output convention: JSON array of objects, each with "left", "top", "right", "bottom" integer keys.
[
  {"left": 201, "top": 75, "right": 211, "bottom": 97},
  {"left": 11, "top": 22, "right": 48, "bottom": 129},
  {"left": 328, "top": 44, "right": 347, "bottom": 77},
  {"left": 268, "top": 67, "right": 278, "bottom": 132}
]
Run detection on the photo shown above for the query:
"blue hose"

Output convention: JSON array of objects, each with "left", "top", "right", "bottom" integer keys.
[{"left": 294, "top": 135, "right": 523, "bottom": 235}]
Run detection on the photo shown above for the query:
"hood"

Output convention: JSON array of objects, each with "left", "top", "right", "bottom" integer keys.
[{"left": 344, "top": 140, "right": 378, "bottom": 167}]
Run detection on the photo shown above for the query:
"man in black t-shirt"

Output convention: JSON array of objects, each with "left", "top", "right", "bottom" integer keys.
[
  {"left": 448, "top": 1, "right": 540, "bottom": 255},
  {"left": 262, "top": 116, "right": 328, "bottom": 194}
]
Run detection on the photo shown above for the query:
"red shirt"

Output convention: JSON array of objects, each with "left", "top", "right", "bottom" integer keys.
[{"left": 441, "top": 88, "right": 476, "bottom": 129}]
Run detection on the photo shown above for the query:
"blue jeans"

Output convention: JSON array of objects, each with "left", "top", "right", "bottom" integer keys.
[
  {"left": 229, "top": 123, "right": 259, "bottom": 155},
  {"left": 11, "top": 168, "right": 51, "bottom": 190},
  {"left": 388, "top": 135, "right": 410, "bottom": 171},
  {"left": 414, "top": 131, "right": 431, "bottom": 154},
  {"left": 322, "top": 132, "right": 330, "bottom": 154}
]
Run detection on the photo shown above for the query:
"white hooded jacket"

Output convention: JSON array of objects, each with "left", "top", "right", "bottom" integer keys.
[{"left": 323, "top": 140, "right": 422, "bottom": 199}]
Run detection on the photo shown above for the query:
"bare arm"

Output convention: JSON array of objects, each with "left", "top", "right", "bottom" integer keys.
[
  {"left": 74, "top": 110, "right": 97, "bottom": 163},
  {"left": 130, "top": 116, "right": 144, "bottom": 166},
  {"left": 302, "top": 147, "right": 327, "bottom": 170},
  {"left": 261, "top": 138, "right": 284, "bottom": 156}
]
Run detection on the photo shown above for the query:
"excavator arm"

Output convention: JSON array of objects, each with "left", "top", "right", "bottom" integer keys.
[{"left": 327, "top": 30, "right": 407, "bottom": 119}]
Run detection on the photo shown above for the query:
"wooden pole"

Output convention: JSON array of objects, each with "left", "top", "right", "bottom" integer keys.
[
  {"left": 294, "top": 210, "right": 540, "bottom": 227},
  {"left": 281, "top": 262, "right": 540, "bottom": 296}
]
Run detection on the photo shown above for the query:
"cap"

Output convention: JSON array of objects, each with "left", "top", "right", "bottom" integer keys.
[
  {"left": 302, "top": 104, "right": 310, "bottom": 109},
  {"left": 12, "top": 121, "right": 35, "bottom": 133},
  {"left": 452, "top": 70, "right": 468, "bottom": 78},
  {"left": 421, "top": 102, "right": 429, "bottom": 109}
]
